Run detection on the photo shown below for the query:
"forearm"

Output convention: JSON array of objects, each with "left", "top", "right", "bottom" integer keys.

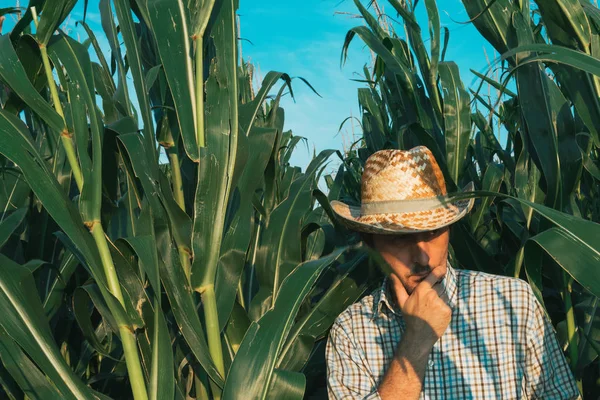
[{"left": 377, "top": 334, "right": 431, "bottom": 400}]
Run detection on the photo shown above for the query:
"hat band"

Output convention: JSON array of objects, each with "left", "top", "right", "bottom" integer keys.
[{"left": 360, "top": 195, "right": 453, "bottom": 215}]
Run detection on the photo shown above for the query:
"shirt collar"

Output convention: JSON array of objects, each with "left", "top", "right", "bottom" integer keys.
[{"left": 372, "top": 261, "right": 458, "bottom": 320}]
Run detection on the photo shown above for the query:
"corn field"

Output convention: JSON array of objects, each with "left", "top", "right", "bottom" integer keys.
[{"left": 0, "top": 0, "right": 599, "bottom": 399}]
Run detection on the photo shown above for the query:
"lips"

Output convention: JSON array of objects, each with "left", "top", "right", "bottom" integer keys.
[{"left": 412, "top": 272, "right": 429, "bottom": 280}]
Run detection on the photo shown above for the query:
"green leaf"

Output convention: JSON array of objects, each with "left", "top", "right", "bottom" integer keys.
[
  {"left": 155, "top": 227, "right": 224, "bottom": 387},
  {"left": 277, "top": 252, "right": 368, "bottom": 371},
  {"left": 191, "top": 16, "right": 233, "bottom": 289},
  {"left": 72, "top": 288, "right": 113, "bottom": 356},
  {"left": 253, "top": 151, "right": 333, "bottom": 312},
  {"left": 43, "top": 251, "right": 79, "bottom": 319},
  {"left": 0, "top": 35, "right": 63, "bottom": 133},
  {"left": 216, "top": 127, "right": 278, "bottom": 330},
  {"left": 0, "top": 254, "right": 95, "bottom": 400},
  {"left": 48, "top": 33, "right": 103, "bottom": 221},
  {"left": 0, "top": 208, "right": 27, "bottom": 249},
  {"left": 512, "top": 16, "right": 563, "bottom": 208},
  {"left": 0, "top": 328, "right": 64, "bottom": 400},
  {"left": 77, "top": 20, "right": 113, "bottom": 87},
  {"left": 459, "top": 0, "right": 516, "bottom": 57},
  {"left": 534, "top": 0, "right": 591, "bottom": 51},
  {"left": 266, "top": 369, "right": 305, "bottom": 400},
  {"left": 0, "top": 110, "right": 105, "bottom": 283},
  {"left": 147, "top": 0, "right": 199, "bottom": 161},
  {"left": 36, "top": 0, "right": 76, "bottom": 45},
  {"left": 149, "top": 302, "right": 174, "bottom": 400},
  {"left": 470, "top": 163, "right": 503, "bottom": 233},
  {"left": 222, "top": 248, "right": 346, "bottom": 400},
  {"left": 526, "top": 227, "right": 600, "bottom": 299},
  {"left": 113, "top": 0, "right": 157, "bottom": 160},
  {"left": 439, "top": 61, "right": 471, "bottom": 184},
  {"left": 122, "top": 236, "right": 161, "bottom": 304},
  {"left": 502, "top": 43, "right": 600, "bottom": 147}
]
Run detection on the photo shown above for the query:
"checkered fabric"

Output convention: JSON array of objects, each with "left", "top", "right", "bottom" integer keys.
[{"left": 326, "top": 264, "right": 581, "bottom": 399}]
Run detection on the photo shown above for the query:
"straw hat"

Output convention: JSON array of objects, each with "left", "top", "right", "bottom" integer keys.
[{"left": 331, "top": 146, "right": 475, "bottom": 234}]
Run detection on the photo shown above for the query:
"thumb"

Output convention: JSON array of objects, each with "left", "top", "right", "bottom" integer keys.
[{"left": 389, "top": 274, "right": 408, "bottom": 309}]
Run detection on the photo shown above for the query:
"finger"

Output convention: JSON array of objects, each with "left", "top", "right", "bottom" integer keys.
[
  {"left": 389, "top": 274, "right": 409, "bottom": 309},
  {"left": 415, "top": 267, "right": 445, "bottom": 294},
  {"left": 432, "top": 280, "right": 445, "bottom": 297}
]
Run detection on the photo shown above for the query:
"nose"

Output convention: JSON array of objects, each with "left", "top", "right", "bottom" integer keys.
[{"left": 412, "top": 239, "right": 430, "bottom": 267}]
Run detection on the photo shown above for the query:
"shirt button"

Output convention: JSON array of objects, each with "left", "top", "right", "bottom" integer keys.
[{"left": 428, "top": 359, "right": 434, "bottom": 368}]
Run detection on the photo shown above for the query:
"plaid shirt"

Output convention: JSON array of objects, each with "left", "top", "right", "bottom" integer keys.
[{"left": 326, "top": 264, "right": 581, "bottom": 399}]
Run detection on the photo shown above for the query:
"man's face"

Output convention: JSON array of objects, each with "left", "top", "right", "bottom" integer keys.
[{"left": 372, "top": 228, "right": 450, "bottom": 295}]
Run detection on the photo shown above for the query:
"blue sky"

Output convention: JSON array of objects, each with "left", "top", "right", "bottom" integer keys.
[{"left": 1, "top": 0, "right": 496, "bottom": 173}]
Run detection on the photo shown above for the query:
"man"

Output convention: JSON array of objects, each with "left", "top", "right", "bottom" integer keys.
[{"left": 326, "top": 146, "right": 580, "bottom": 399}]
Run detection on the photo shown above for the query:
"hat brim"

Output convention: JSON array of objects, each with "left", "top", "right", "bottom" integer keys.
[{"left": 331, "top": 182, "right": 475, "bottom": 235}]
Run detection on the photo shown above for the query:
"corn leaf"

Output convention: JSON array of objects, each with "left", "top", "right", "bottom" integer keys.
[
  {"left": 439, "top": 62, "right": 471, "bottom": 185},
  {"left": 0, "top": 255, "right": 95, "bottom": 400},
  {"left": 147, "top": 0, "right": 199, "bottom": 161},
  {"left": 0, "top": 35, "right": 63, "bottom": 133},
  {"left": 222, "top": 247, "right": 346, "bottom": 400}
]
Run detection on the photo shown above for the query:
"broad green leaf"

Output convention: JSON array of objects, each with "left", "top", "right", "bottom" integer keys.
[
  {"left": 439, "top": 62, "right": 471, "bottom": 185},
  {"left": 66, "top": 80, "right": 93, "bottom": 178},
  {"left": 278, "top": 252, "right": 368, "bottom": 371},
  {"left": 147, "top": 0, "right": 198, "bottom": 161},
  {"left": 149, "top": 302, "right": 175, "bottom": 400},
  {"left": 113, "top": 0, "right": 156, "bottom": 160},
  {"left": 216, "top": 127, "right": 277, "bottom": 331},
  {"left": 0, "top": 328, "right": 64, "bottom": 400},
  {"left": 460, "top": 0, "right": 516, "bottom": 57},
  {"left": 526, "top": 227, "right": 600, "bottom": 299},
  {"left": 513, "top": 15, "right": 562, "bottom": 208},
  {"left": 99, "top": 0, "right": 133, "bottom": 115},
  {"left": 0, "top": 208, "right": 26, "bottom": 249},
  {"left": 48, "top": 33, "right": 103, "bottom": 221},
  {"left": 191, "top": 0, "right": 236, "bottom": 290},
  {"left": 266, "top": 369, "right": 305, "bottom": 400},
  {"left": 156, "top": 226, "right": 224, "bottom": 387},
  {"left": 502, "top": 43, "right": 600, "bottom": 146},
  {"left": 470, "top": 163, "right": 503, "bottom": 233},
  {"left": 122, "top": 236, "right": 161, "bottom": 304},
  {"left": 72, "top": 288, "right": 113, "bottom": 356},
  {"left": 0, "top": 35, "right": 63, "bottom": 133},
  {"left": 36, "top": 0, "right": 77, "bottom": 45},
  {"left": 222, "top": 248, "right": 346, "bottom": 400},
  {"left": 0, "top": 110, "right": 104, "bottom": 282},
  {"left": 43, "top": 251, "right": 79, "bottom": 319},
  {"left": 0, "top": 254, "right": 95, "bottom": 400},
  {"left": 534, "top": 0, "right": 591, "bottom": 51}
]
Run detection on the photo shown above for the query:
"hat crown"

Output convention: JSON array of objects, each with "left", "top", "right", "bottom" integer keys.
[{"left": 361, "top": 146, "right": 447, "bottom": 203}]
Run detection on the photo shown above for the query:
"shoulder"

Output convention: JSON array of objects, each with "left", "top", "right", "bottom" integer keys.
[
  {"left": 330, "top": 286, "right": 380, "bottom": 338},
  {"left": 456, "top": 268, "right": 537, "bottom": 306},
  {"left": 457, "top": 268, "right": 533, "bottom": 290}
]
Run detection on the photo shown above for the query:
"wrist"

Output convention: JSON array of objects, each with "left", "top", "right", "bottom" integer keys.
[{"left": 398, "top": 331, "right": 433, "bottom": 360}]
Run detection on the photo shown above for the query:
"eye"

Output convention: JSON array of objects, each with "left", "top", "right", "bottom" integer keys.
[
  {"left": 428, "top": 229, "right": 440, "bottom": 237},
  {"left": 392, "top": 235, "right": 413, "bottom": 245}
]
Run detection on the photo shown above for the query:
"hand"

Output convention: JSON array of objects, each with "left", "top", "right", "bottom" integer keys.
[{"left": 390, "top": 269, "right": 452, "bottom": 352}]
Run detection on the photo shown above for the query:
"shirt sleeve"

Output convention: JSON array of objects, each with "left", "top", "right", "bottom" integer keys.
[
  {"left": 524, "top": 288, "right": 581, "bottom": 399},
  {"left": 326, "top": 318, "right": 382, "bottom": 400}
]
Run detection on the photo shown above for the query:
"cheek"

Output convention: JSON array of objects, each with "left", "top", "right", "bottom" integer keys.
[
  {"left": 425, "top": 232, "right": 450, "bottom": 265},
  {"left": 380, "top": 249, "right": 412, "bottom": 275}
]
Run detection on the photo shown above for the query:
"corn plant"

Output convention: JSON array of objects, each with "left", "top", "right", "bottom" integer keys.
[
  {"left": 0, "top": 0, "right": 375, "bottom": 399},
  {"left": 340, "top": 0, "right": 600, "bottom": 396}
]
